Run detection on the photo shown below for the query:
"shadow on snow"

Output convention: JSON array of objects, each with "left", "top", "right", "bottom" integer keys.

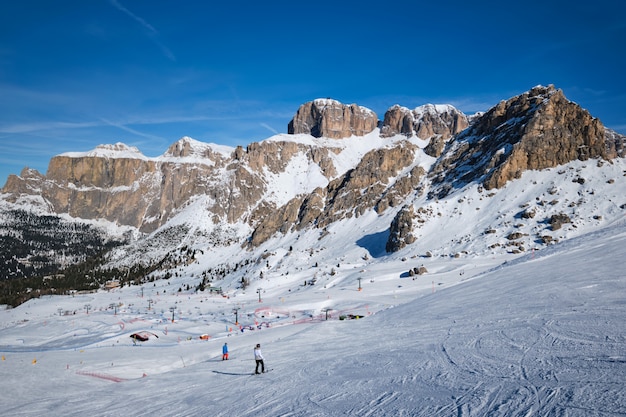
[{"left": 356, "top": 230, "right": 389, "bottom": 259}]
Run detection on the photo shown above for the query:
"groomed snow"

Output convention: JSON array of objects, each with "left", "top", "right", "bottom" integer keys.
[{"left": 1, "top": 220, "right": 625, "bottom": 416}]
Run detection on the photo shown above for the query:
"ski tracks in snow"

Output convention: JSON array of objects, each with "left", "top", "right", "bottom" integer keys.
[{"left": 427, "top": 309, "right": 626, "bottom": 416}]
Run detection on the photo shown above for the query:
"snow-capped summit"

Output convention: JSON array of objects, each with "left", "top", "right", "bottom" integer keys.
[
  {"left": 380, "top": 102, "right": 468, "bottom": 140},
  {"left": 1, "top": 85, "right": 626, "bottom": 291},
  {"left": 162, "top": 136, "right": 234, "bottom": 160},
  {"left": 60, "top": 142, "right": 148, "bottom": 160},
  {"left": 2, "top": 86, "right": 626, "bottom": 415}
]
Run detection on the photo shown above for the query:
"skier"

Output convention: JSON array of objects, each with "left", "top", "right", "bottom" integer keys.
[
  {"left": 254, "top": 343, "right": 265, "bottom": 374},
  {"left": 222, "top": 342, "right": 229, "bottom": 360}
]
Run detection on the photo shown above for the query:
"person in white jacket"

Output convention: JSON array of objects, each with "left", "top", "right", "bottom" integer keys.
[{"left": 254, "top": 343, "right": 265, "bottom": 374}]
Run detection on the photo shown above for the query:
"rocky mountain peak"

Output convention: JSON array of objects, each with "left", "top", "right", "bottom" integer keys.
[
  {"left": 164, "top": 136, "right": 233, "bottom": 162},
  {"left": 2, "top": 84, "right": 625, "bottom": 278},
  {"left": 287, "top": 99, "right": 378, "bottom": 139},
  {"left": 65, "top": 142, "right": 145, "bottom": 159},
  {"left": 380, "top": 103, "right": 468, "bottom": 143},
  {"left": 165, "top": 136, "right": 206, "bottom": 158},
  {"left": 428, "top": 84, "right": 618, "bottom": 196}
]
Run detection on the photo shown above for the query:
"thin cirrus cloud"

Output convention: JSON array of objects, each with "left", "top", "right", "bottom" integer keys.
[
  {"left": 0, "top": 120, "right": 102, "bottom": 135},
  {"left": 108, "top": 0, "right": 176, "bottom": 62},
  {"left": 99, "top": 118, "right": 166, "bottom": 141},
  {"left": 0, "top": 108, "right": 257, "bottom": 135},
  {"left": 260, "top": 123, "right": 280, "bottom": 135}
]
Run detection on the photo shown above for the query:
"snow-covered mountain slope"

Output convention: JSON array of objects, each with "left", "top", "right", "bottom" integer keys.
[
  {"left": 1, "top": 206, "right": 624, "bottom": 416},
  {"left": 101, "top": 152, "right": 626, "bottom": 293},
  {"left": 3, "top": 86, "right": 626, "bottom": 302},
  {"left": 2, "top": 85, "right": 626, "bottom": 415}
]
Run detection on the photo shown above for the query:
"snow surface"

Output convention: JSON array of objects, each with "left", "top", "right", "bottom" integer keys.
[
  {"left": 413, "top": 103, "right": 457, "bottom": 116},
  {"left": 3, "top": 128, "right": 626, "bottom": 415},
  {"left": 310, "top": 98, "right": 376, "bottom": 116},
  {"left": 2, "top": 219, "right": 626, "bottom": 416},
  {"left": 59, "top": 137, "right": 235, "bottom": 163},
  {"left": 60, "top": 143, "right": 150, "bottom": 160}
]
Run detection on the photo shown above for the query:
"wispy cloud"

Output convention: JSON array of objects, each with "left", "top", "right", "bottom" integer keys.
[
  {"left": 109, "top": 0, "right": 157, "bottom": 33},
  {"left": 108, "top": 0, "right": 176, "bottom": 62},
  {"left": 260, "top": 123, "right": 279, "bottom": 135},
  {"left": 0, "top": 121, "right": 101, "bottom": 134},
  {"left": 0, "top": 112, "right": 267, "bottom": 136},
  {"left": 99, "top": 118, "right": 165, "bottom": 141},
  {"left": 583, "top": 88, "right": 608, "bottom": 97}
]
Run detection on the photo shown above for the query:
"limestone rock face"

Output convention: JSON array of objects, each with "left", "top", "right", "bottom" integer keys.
[
  {"left": 1, "top": 168, "right": 46, "bottom": 198},
  {"left": 380, "top": 105, "right": 415, "bottom": 137},
  {"left": 6, "top": 143, "right": 227, "bottom": 232},
  {"left": 250, "top": 141, "right": 423, "bottom": 246},
  {"left": 380, "top": 104, "right": 468, "bottom": 142},
  {"left": 3, "top": 86, "right": 625, "bottom": 255},
  {"left": 287, "top": 99, "right": 378, "bottom": 139},
  {"left": 604, "top": 127, "right": 626, "bottom": 159},
  {"left": 1, "top": 138, "right": 341, "bottom": 232},
  {"left": 386, "top": 205, "right": 416, "bottom": 252},
  {"left": 429, "top": 85, "right": 620, "bottom": 196}
]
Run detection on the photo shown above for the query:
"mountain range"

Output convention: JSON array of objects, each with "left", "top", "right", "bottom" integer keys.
[{"left": 1, "top": 84, "right": 625, "bottom": 306}]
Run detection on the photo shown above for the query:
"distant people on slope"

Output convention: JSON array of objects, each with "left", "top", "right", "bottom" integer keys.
[{"left": 222, "top": 342, "right": 229, "bottom": 360}]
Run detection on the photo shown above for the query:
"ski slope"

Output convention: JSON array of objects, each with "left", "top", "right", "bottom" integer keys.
[{"left": 1, "top": 222, "right": 625, "bottom": 416}]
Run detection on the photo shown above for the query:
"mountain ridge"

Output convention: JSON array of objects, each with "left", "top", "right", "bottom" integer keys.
[{"left": 2, "top": 85, "right": 626, "bottom": 302}]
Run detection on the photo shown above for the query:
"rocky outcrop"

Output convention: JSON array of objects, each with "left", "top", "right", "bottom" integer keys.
[
  {"left": 3, "top": 86, "right": 625, "bottom": 252},
  {"left": 288, "top": 99, "right": 378, "bottom": 139},
  {"left": 1, "top": 168, "right": 46, "bottom": 198},
  {"left": 1, "top": 138, "right": 342, "bottom": 232},
  {"left": 380, "top": 105, "right": 414, "bottom": 137},
  {"left": 380, "top": 104, "right": 468, "bottom": 141},
  {"left": 316, "top": 142, "right": 421, "bottom": 227},
  {"left": 549, "top": 213, "right": 572, "bottom": 231},
  {"left": 605, "top": 128, "right": 626, "bottom": 158},
  {"left": 429, "top": 85, "right": 618, "bottom": 196},
  {"left": 386, "top": 205, "right": 416, "bottom": 252},
  {"left": 250, "top": 141, "right": 423, "bottom": 246}
]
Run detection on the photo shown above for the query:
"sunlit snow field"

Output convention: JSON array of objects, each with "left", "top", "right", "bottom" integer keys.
[{"left": 1, "top": 221, "right": 625, "bottom": 416}]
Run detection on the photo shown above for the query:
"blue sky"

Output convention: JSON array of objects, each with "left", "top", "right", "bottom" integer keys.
[{"left": 1, "top": 0, "right": 625, "bottom": 184}]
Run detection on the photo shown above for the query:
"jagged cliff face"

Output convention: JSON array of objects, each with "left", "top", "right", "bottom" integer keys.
[
  {"left": 6, "top": 143, "right": 230, "bottom": 232},
  {"left": 1, "top": 139, "right": 343, "bottom": 233},
  {"left": 381, "top": 104, "right": 468, "bottom": 143},
  {"left": 287, "top": 99, "right": 378, "bottom": 138},
  {"left": 429, "top": 85, "right": 621, "bottom": 197},
  {"left": 249, "top": 141, "right": 425, "bottom": 246},
  {"left": 2, "top": 86, "right": 625, "bottom": 256},
  {"left": 383, "top": 85, "right": 626, "bottom": 252}
]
